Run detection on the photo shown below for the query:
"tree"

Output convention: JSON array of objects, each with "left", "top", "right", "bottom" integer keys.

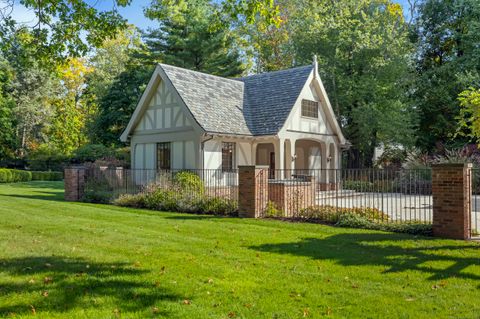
[
  {"left": 91, "top": 60, "right": 154, "bottom": 146},
  {"left": 412, "top": 0, "right": 480, "bottom": 151},
  {"left": 48, "top": 58, "right": 94, "bottom": 154},
  {"left": 0, "top": 57, "right": 16, "bottom": 160},
  {"left": 457, "top": 87, "right": 480, "bottom": 144},
  {"left": 289, "top": 0, "right": 415, "bottom": 167},
  {"left": 144, "top": 0, "right": 245, "bottom": 77}
]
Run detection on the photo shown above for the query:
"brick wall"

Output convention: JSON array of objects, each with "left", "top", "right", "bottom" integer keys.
[
  {"left": 64, "top": 167, "right": 86, "bottom": 201},
  {"left": 268, "top": 182, "right": 315, "bottom": 217},
  {"left": 432, "top": 163, "right": 472, "bottom": 239},
  {"left": 238, "top": 166, "right": 269, "bottom": 218}
]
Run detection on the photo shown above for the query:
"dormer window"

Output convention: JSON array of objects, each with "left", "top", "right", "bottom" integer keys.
[{"left": 301, "top": 99, "right": 319, "bottom": 118}]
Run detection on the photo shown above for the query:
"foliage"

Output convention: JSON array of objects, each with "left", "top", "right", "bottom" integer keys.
[
  {"left": 0, "top": 169, "right": 31, "bottom": 183},
  {"left": 198, "top": 197, "right": 237, "bottom": 216},
  {"left": 412, "top": 0, "right": 480, "bottom": 151},
  {"left": 287, "top": 0, "right": 416, "bottom": 166},
  {"left": 335, "top": 213, "right": 433, "bottom": 236},
  {"left": 91, "top": 61, "right": 153, "bottom": 146},
  {"left": 31, "top": 171, "right": 63, "bottom": 181},
  {"left": 82, "top": 179, "right": 114, "bottom": 204},
  {"left": 0, "top": 168, "right": 60, "bottom": 182},
  {"left": 264, "top": 200, "right": 283, "bottom": 217},
  {"left": 457, "top": 88, "right": 480, "bottom": 144},
  {"left": 298, "top": 205, "right": 389, "bottom": 223},
  {"left": 172, "top": 171, "right": 204, "bottom": 195},
  {"left": 26, "top": 144, "right": 69, "bottom": 171},
  {"left": 73, "top": 144, "right": 113, "bottom": 163},
  {"left": 144, "top": 0, "right": 245, "bottom": 77},
  {"left": 0, "top": 58, "right": 16, "bottom": 160}
]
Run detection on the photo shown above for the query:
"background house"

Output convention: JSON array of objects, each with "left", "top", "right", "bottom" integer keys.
[{"left": 120, "top": 57, "right": 347, "bottom": 182}]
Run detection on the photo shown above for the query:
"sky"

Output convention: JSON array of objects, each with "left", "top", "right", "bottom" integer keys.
[{"left": 11, "top": 0, "right": 412, "bottom": 31}]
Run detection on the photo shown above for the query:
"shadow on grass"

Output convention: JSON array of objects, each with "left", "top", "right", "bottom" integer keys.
[
  {"left": 250, "top": 232, "right": 480, "bottom": 284},
  {"left": 0, "top": 256, "right": 181, "bottom": 317},
  {"left": 0, "top": 181, "right": 65, "bottom": 202}
]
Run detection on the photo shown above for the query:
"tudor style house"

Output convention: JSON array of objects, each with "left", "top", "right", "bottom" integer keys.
[{"left": 120, "top": 57, "right": 348, "bottom": 182}]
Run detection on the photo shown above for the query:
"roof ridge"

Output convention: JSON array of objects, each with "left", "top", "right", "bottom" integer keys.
[
  {"left": 237, "top": 65, "right": 313, "bottom": 80},
  {"left": 158, "top": 63, "right": 244, "bottom": 84}
]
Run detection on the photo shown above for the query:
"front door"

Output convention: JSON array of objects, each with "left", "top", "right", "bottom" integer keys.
[{"left": 269, "top": 152, "right": 275, "bottom": 178}]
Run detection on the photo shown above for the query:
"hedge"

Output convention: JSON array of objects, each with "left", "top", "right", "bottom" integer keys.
[{"left": 0, "top": 169, "right": 63, "bottom": 183}]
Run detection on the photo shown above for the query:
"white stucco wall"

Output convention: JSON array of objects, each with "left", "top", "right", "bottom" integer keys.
[{"left": 130, "top": 79, "right": 200, "bottom": 170}]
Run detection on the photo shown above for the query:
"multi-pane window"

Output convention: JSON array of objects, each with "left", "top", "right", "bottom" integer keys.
[
  {"left": 301, "top": 99, "right": 319, "bottom": 118},
  {"left": 157, "top": 142, "right": 171, "bottom": 170},
  {"left": 222, "top": 142, "right": 235, "bottom": 171}
]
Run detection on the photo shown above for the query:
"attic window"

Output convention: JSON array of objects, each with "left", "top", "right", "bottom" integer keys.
[{"left": 301, "top": 99, "right": 319, "bottom": 118}]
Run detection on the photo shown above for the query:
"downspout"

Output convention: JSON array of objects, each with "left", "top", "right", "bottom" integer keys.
[{"left": 200, "top": 133, "right": 214, "bottom": 170}]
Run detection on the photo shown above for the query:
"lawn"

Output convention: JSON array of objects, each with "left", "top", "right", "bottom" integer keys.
[{"left": 0, "top": 182, "right": 479, "bottom": 318}]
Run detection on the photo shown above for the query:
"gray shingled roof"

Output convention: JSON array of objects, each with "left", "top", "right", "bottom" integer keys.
[{"left": 160, "top": 63, "right": 313, "bottom": 136}]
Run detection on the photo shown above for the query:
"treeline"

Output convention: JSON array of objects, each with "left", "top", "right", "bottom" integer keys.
[{"left": 0, "top": 0, "right": 480, "bottom": 168}]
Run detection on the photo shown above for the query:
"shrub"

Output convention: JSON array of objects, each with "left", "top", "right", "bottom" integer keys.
[
  {"left": 199, "top": 197, "right": 237, "bottom": 216},
  {"left": 0, "top": 169, "right": 13, "bottom": 183},
  {"left": 11, "top": 170, "right": 32, "bottom": 182},
  {"left": 27, "top": 144, "right": 69, "bottom": 171},
  {"left": 144, "top": 189, "right": 179, "bottom": 211},
  {"left": 173, "top": 171, "right": 204, "bottom": 194},
  {"left": 113, "top": 193, "right": 146, "bottom": 208},
  {"left": 82, "top": 180, "right": 113, "bottom": 204},
  {"left": 73, "top": 144, "right": 113, "bottom": 163},
  {"left": 335, "top": 213, "right": 432, "bottom": 236},
  {"left": 264, "top": 201, "right": 283, "bottom": 217},
  {"left": 299, "top": 205, "right": 389, "bottom": 223},
  {"left": 31, "top": 171, "right": 63, "bottom": 181},
  {"left": 0, "top": 169, "right": 32, "bottom": 183}
]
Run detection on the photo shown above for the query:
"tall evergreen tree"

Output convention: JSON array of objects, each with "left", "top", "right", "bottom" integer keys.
[{"left": 144, "top": 0, "right": 245, "bottom": 77}]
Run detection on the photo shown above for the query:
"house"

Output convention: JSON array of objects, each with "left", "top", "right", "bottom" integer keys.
[{"left": 120, "top": 57, "right": 348, "bottom": 183}]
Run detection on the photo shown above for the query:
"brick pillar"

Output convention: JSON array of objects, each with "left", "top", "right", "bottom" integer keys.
[
  {"left": 238, "top": 165, "right": 269, "bottom": 218},
  {"left": 432, "top": 163, "right": 472, "bottom": 239},
  {"left": 64, "top": 167, "right": 86, "bottom": 201}
]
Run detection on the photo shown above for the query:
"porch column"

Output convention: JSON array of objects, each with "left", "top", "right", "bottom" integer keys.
[
  {"left": 274, "top": 138, "right": 285, "bottom": 179},
  {"left": 290, "top": 138, "right": 296, "bottom": 172},
  {"left": 251, "top": 142, "right": 258, "bottom": 165}
]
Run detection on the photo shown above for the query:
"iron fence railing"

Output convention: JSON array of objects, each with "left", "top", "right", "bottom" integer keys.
[
  {"left": 260, "top": 168, "right": 433, "bottom": 224},
  {"left": 84, "top": 168, "right": 239, "bottom": 202}
]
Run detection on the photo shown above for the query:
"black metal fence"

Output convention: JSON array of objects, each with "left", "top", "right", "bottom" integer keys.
[
  {"left": 260, "top": 168, "right": 433, "bottom": 224},
  {"left": 83, "top": 167, "right": 239, "bottom": 203}
]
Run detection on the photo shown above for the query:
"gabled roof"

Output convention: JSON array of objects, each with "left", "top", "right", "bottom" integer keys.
[
  {"left": 238, "top": 65, "right": 313, "bottom": 135},
  {"left": 121, "top": 61, "right": 347, "bottom": 144},
  {"left": 160, "top": 64, "right": 251, "bottom": 135}
]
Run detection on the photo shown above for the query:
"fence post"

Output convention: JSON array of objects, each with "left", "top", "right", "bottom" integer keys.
[
  {"left": 432, "top": 163, "right": 472, "bottom": 239},
  {"left": 64, "top": 166, "right": 86, "bottom": 201},
  {"left": 238, "top": 165, "right": 269, "bottom": 218}
]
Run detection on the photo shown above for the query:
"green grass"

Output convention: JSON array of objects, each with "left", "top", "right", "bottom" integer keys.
[{"left": 0, "top": 182, "right": 480, "bottom": 318}]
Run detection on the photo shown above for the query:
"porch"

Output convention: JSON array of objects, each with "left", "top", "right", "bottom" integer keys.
[{"left": 253, "top": 137, "right": 340, "bottom": 186}]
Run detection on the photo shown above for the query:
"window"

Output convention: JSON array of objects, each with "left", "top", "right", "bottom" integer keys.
[
  {"left": 222, "top": 142, "right": 235, "bottom": 171},
  {"left": 157, "top": 142, "right": 171, "bottom": 170},
  {"left": 301, "top": 99, "right": 319, "bottom": 118}
]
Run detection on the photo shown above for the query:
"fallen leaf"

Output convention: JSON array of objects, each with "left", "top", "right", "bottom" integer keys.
[
  {"left": 133, "top": 261, "right": 141, "bottom": 268},
  {"left": 405, "top": 298, "right": 415, "bottom": 302},
  {"left": 30, "top": 305, "right": 36, "bottom": 315},
  {"left": 303, "top": 308, "right": 310, "bottom": 317},
  {"left": 207, "top": 278, "right": 214, "bottom": 284},
  {"left": 113, "top": 308, "right": 120, "bottom": 318},
  {"left": 183, "top": 299, "right": 191, "bottom": 305},
  {"left": 28, "top": 279, "right": 35, "bottom": 284},
  {"left": 351, "top": 283, "right": 359, "bottom": 289},
  {"left": 244, "top": 303, "right": 252, "bottom": 309},
  {"left": 42, "top": 291, "right": 49, "bottom": 297},
  {"left": 431, "top": 285, "right": 439, "bottom": 290},
  {"left": 228, "top": 311, "right": 236, "bottom": 318},
  {"left": 325, "top": 307, "right": 333, "bottom": 316},
  {"left": 152, "top": 306, "right": 160, "bottom": 314},
  {"left": 44, "top": 277, "right": 53, "bottom": 284}
]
